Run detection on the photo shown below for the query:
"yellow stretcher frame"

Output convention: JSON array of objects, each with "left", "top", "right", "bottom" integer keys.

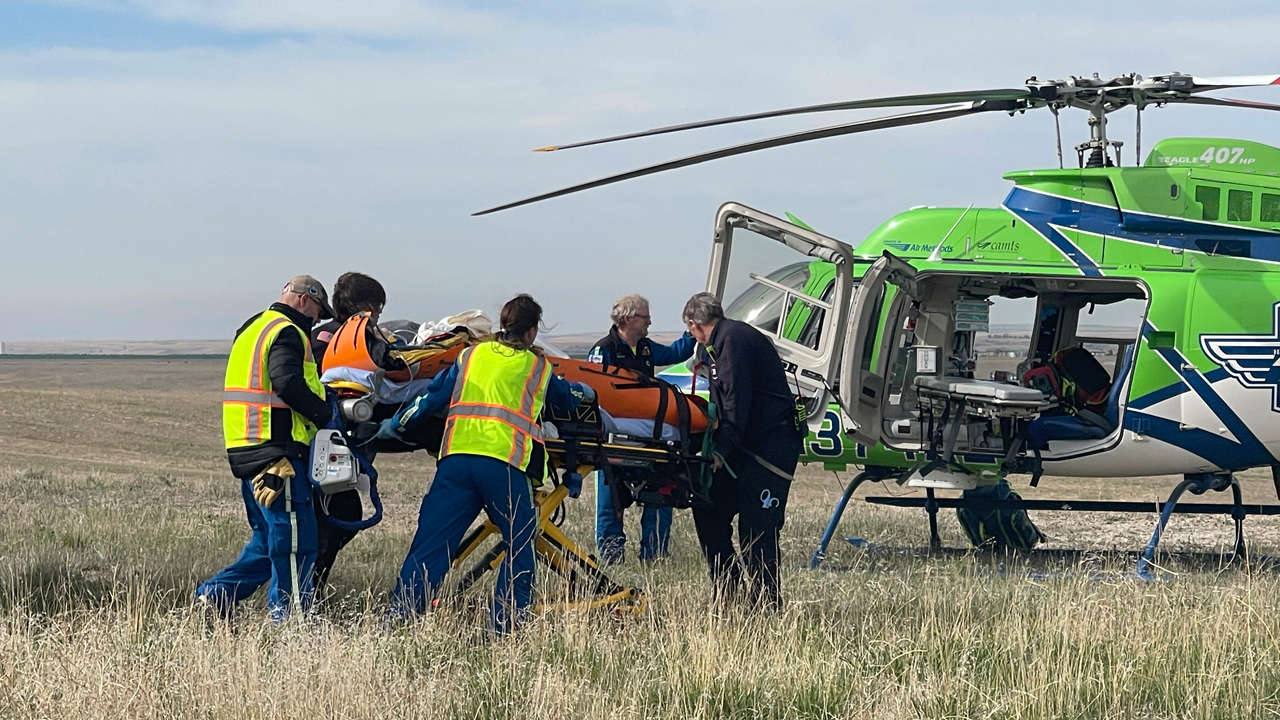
[{"left": 448, "top": 483, "right": 647, "bottom": 617}]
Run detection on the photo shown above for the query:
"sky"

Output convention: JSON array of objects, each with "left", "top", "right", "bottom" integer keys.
[{"left": 4, "top": 0, "right": 1280, "bottom": 340}]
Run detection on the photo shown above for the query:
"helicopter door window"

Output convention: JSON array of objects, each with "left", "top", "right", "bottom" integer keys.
[
  {"left": 720, "top": 234, "right": 840, "bottom": 353},
  {"left": 1228, "top": 189, "right": 1254, "bottom": 222},
  {"left": 973, "top": 296, "right": 1036, "bottom": 381},
  {"left": 723, "top": 263, "right": 834, "bottom": 350},
  {"left": 1195, "top": 185, "right": 1221, "bottom": 221},
  {"left": 1070, "top": 297, "right": 1146, "bottom": 378},
  {"left": 711, "top": 203, "right": 856, "bottom": 433},
  {"left": 1261, "top": 193, "right": 1280, "bottom": 223}
]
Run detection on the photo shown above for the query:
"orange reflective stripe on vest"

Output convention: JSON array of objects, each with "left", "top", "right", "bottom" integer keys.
[
  {"left": 439, "top": 342, "right": 551, "bottom": 474},
  {"left": 223, "top": 310, "right": 325, "bottom": 450}
]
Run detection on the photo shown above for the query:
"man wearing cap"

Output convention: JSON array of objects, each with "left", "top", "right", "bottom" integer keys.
[{"left": 196, "top": 275, "right": 338, "bottom": 621}]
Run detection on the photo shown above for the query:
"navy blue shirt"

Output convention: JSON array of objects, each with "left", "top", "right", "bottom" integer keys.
[{"left": 587, "top": 328, "right": 695, "bottom": 377}]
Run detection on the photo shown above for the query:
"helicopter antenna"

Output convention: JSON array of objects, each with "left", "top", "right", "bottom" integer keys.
[
  {"left": 1051, "top": 106, "right": 1063, "bottom": 169},
  {"left": 927, "top": 204, "right": 972, "bottom": 262},
  {"left": 1135, "top": 105, "right": 1142, "bottom": 165}
]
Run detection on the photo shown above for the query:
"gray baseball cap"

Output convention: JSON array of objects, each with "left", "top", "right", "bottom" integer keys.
[{"left": 284, "top": 275, "right": 336, "bottom": 320}]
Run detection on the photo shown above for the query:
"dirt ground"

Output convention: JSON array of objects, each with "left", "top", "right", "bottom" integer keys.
[{"left": 3, "top": 356, "right": 1277, "bottom": 560}]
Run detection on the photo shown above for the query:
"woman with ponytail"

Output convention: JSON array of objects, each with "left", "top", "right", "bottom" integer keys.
[{"left": 377, "top": 294, "right": 595, "bottom": 634}]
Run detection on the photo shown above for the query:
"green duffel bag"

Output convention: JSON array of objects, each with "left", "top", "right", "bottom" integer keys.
[{"left": 957, "top": 480, "right": 1044, "bottom": 551}]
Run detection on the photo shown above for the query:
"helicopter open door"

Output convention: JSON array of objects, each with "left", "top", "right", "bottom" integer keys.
[
  {"left": 708, "top": 202, "right": 855, "bottom": 431},
  {"left": 839, "top": 251, "right": 918, "bottom": 447}
]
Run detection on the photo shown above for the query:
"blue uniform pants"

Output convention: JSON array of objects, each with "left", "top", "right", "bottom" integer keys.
[
  {"left": 196, "top": 458, "right": 317, "bottom": 621},
  {"left": 393, "top": 454, "right": 538, "bottom": 635},
  {"left": 595, "top": 472, "right": 672, "bottom": 562}
]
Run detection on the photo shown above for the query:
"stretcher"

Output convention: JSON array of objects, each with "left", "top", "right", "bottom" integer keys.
[
  {"left": 323, "top": 312, "right": 470, "bottom": 383},
  {"left": 447, "top": 482, "right": 646, "bottom": 616},
  {"left": 322, "top": 313, "right": 714, "bottom": 485},
  {"left": 320, "top": 313, "right": 715, "bottom": 615}
]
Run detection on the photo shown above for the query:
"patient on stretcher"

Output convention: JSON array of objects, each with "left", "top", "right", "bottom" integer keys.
[{"left": 324, "top": 310, "right": 709, "bottom": 459}]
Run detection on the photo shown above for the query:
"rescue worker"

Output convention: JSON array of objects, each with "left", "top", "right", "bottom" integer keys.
[
  {"left": 196, "top": 275, "right": 337, "bottom": 621},
  {"left": 586, "top": 293, "right": 695, "bottom": 563},
  {"left": 682, "top": 292, "right": 803, "bottom": 608},
  {"left": 377, "top": 294, "right": 595, "bottom": 634},
  {"left": 309, "top": 272, "right": 387, "bottom": 594}
]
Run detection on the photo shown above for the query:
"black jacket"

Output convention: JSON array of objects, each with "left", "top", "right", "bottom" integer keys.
[
  {"left": 310, "top": 318, "right": 342, "bottom": 373},
  {"left": 588, "top": 326, "right": 696, "bottom": 378},
  {"left": 589, "top": 326, "right": 657, "bottom": 377},
  {"left": 697, "top": 318, "right": 799, "bottom": 460},
  {"left": 227, "top": 303, "right": 334, "bottom": 479}
]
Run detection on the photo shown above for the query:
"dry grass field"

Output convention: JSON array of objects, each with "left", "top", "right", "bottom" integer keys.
[{"left": 4, "top": 358, "right": 1280, "bottom": 718}]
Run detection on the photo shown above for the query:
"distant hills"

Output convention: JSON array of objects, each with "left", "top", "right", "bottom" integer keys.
[
  {"left": 0, "top": 339, "right": 233, "bottom": 356},
  {"left": 0, "top": 332, "right": 689, "bottom": 357},
  {"left": 0, "top": 326, "right": 1136, "bottom": 357}
]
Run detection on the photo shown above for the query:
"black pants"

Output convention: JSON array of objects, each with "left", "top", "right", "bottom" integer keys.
[
  {"left": 692, "top": 437, "right": 800, "bottom": 607},
  {"left": 312, "top": 488, "right": 363, "bottom": 592}
]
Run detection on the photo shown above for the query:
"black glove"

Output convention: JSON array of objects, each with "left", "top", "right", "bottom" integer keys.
[{"left": 352, "top": 421, "right": 382, "bottom": 448}]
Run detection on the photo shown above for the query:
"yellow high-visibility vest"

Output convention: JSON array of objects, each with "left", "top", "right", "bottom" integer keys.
[
  {"left": 439, "top": 341, "right": 551, "bottom": 476},
  {"left": 223, "top": 309, "right": 325, "bottom": 450}
]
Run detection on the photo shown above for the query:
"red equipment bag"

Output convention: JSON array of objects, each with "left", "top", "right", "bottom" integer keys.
[
  {"left": 1022, "top": 363, "right": 1061, "bottom": 401},
  {"left": 1023, "top": 346, "right": 1112, "bottom": 414},
  {"left": 1051, "top": 346, "right": 1111, "bottom": 412}
]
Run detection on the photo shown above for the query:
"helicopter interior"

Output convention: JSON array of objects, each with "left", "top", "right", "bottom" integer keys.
[{"left": 876, "top": 272, "right": 1148, "bottom": 460}]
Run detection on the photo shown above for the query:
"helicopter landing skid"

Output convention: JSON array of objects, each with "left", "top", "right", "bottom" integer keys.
[
  {"left": 1136, "top": 472, "right": 1244, "bottom": 580},
  {"left": 822, "top": 472, "right": 1277, "bottom": 577},
  {"left": 810, "top": 465, "right": 898, "bottom": 568}
]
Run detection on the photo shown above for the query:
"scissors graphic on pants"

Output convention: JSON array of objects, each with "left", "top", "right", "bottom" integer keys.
[{"left": 760, "top": 489, "right": 780, "bottom": 509}]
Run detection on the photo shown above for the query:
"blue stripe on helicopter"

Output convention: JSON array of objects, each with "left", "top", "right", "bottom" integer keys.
[
  {"left": 1122, "top": 410, "right": 1273, "bottom": 469},
  {"left": 1128, "top": 368, "right": 1231, "bottom": 410},
  {"left": 1005, "top": 186, "right": 1280, "bottom": 266},
  {"left": 1002, "top": 189, "right": 1104, "bottom": 276},
  {"left": 1135, "top": 322, "right": 1274, "bottom": 468}
]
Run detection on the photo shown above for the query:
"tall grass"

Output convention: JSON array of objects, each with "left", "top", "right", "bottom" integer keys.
[{"left": 3, "top": 463, "right": 1280, "bottom": 719}]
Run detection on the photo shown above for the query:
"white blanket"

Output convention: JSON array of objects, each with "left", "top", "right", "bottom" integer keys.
[
  {"left": 601, "top": 409, "right": 681, "bottom": 442},
  {"left": 320, "top": 366, "right": 434, "bottom": 405},
  {"left": 322, "top": 366, "right": 682, "bottom": 441}
]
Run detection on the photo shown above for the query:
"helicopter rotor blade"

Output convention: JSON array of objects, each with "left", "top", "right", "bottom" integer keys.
[
  {"left": 476, "top": 101, "right": 1014, "bottom": 216},
  {"left": 1188, "top": 74, "right": 1280, "bottom": 93},
  {"left": 1180, "top": 95, "right": 1280, "bottom": 112},
  {"left": 534, "top": 88, "right": 1033, "bottom": 152}
]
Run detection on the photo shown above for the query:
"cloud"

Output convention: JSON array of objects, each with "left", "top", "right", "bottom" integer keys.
[
  {"left": 3, "top": 1, "right": 1280, "bottom": 339},
  {"left": 38, "top": 0, "right": 506, "bottom": 38}
]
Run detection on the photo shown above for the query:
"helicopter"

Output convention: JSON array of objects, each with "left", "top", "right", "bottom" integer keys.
[{"left": 475, "top": 72, "right": 1280, "bottom": 573}]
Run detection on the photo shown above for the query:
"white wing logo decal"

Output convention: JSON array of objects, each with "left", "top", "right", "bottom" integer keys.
[{"left": 1200, "top": 302, "right": 1280, "bottom": 412}]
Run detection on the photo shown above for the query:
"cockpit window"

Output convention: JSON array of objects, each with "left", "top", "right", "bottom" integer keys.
[{"left": 723, "top": 260, "right": 835, "bottom": 350}]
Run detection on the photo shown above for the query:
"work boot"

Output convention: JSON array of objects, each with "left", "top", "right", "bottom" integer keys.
[
  {"left": 596, "top": 537, "right": 625, "bottom": 566},
  {"left": 194, "top": 593, "right": 231, "bottom": 635}
]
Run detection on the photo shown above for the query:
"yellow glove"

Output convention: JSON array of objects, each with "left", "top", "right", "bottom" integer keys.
[{"left": 252, "top": 458, "right": 296, "bottom": 508}]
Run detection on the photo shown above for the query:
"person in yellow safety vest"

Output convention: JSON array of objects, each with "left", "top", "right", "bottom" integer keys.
[
  {"left": 377, "top": 294, "right": 596, "bottom": 635},
  {"left": 196, "top": 275, "right": 338, "bottom": 622}
]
